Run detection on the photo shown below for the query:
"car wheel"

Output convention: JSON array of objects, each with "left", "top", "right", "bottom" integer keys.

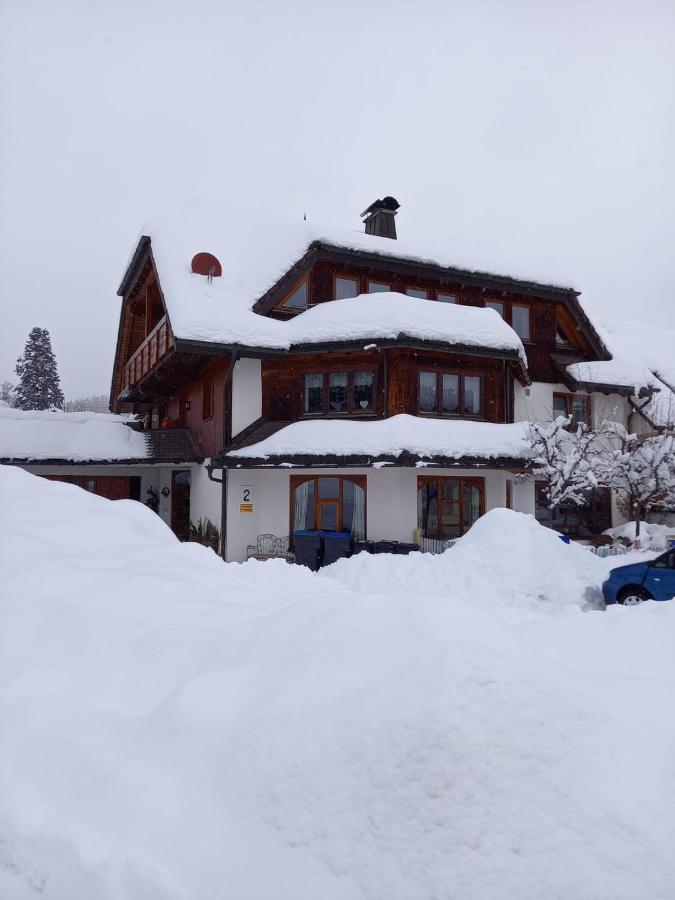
[{"left": 617, "top": 586, "right": 651, "bottom": 606}]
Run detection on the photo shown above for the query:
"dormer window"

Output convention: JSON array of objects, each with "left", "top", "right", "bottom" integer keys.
[
  {"left": 335, "top": 276, "right": 360, "bottom": 300},
  {"left": 485, "top": 300, "right": 531, "bottom": 342},
  {"left": 556, "top": 324, "right": 573, "bottom": 346},
  {"left": 511, "top": 305, "right": 530, "bottom": 341},
  {"left": 281, "top": 279, "right": 308, "bottom": 311}
]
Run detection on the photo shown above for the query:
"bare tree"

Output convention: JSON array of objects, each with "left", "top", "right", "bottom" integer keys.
[
  {"left": 64, "top": 394, "right": 109, "bottom": 413},
  {"left": 529, "top": 416, "right": 675, "bottom": 546},
  {"left": 0, "top": 381, "right": 16, "bottom": 407},
  {"left": 528, "top": 416, "right": 605, "bottom": 508},
  {"left": 598, "top": 422, "right": 675, "bottom": 545}
]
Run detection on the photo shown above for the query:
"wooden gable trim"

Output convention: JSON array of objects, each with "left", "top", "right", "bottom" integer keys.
[
  {"left": 252, "top": 244, "right": 321, "bottom": 315},
  {"left": 110, "top": 240, "right": 173, "bottom": 411},
  {"left": 250, "top": 242, "right": 609, "bottom": 361}
]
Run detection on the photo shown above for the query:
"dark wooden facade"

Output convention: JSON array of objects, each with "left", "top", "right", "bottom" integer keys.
[
  {"left": 262, "top": 348, "right": 511, "bottom": 423},
  {"left": 269, "top": 257, "right": 598, "bottom": 384},
  {"left": 110, "top": 235, "right": 609, "bottom": 461}
]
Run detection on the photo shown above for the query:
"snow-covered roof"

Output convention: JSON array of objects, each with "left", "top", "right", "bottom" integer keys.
[
  {"left": 565, "top": 358, "right": 658, "bottom": 393},
  {"left": 129, "top": 200, "right": 573, "bottom": 349},
  {"left": 565, "top": 317, "right": 675, "bottom": 426},
  {"left": 0, "top": 407, "right": 149, "bottom": 462},
  {"left": 226, "top": 414, "right": 532, "bottom": 464},
  {"left": 279, "top": 294, "right": 524, "bottom": 360}
]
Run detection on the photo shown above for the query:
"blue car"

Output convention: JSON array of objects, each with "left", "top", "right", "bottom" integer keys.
[{"left": 602, "top": 549, "right": 675, "bottom": 606}]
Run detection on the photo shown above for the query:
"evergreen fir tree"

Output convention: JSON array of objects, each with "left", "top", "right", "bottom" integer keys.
[{"left": 14, "top": 327, "right": 65, "bottom": 410}]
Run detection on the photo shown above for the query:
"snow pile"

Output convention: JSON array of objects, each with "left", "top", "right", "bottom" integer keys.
[
  {"left": 2, "top": 467, "right": 675, "bottom": 900},
  {"left": 323, "top": 509, "right": 607, "bottom": 618},
  {"left": 138, "top": 198, "right": 568, "bottom": 347},
  {"left": 0, "top": 406, "right": 147, "bottom": 462},
  {"left": 604, "top": 520, "right": 672, "bottom": 550},
  {"left": 227, "top": 414, "right": 533, "bottom": 462}
]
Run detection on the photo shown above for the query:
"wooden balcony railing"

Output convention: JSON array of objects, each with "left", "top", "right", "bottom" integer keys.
[{"left": 121, "top": 317, "right": 172, "bottom": 392}]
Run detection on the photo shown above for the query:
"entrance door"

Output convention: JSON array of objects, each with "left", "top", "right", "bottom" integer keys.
[{"left": 171, "top": 470, "right": 191, "bottom": 540}]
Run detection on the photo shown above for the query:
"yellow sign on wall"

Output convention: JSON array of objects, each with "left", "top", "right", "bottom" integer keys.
[{"left": 240, "top": 503, "right": 253, "bottom": 513}]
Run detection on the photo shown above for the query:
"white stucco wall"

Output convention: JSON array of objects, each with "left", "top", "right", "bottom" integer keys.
[
  {"left": 514, "top": 382, "right": 627, "bottom": 429},
  {"left": 231, "top": 359, "right": 262, "bottom": 437},
  {"left": 513, "top": 381, "right": 555, "bottom": 422},
  {"left": 189, "top": 462, "right": 222, "bottom": 529},
  {"left": 224, "top": 466, "right": 535, "bottom": 562}
]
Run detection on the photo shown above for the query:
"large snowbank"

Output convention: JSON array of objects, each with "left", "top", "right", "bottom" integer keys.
[
  {"left": 0, "top": 407, "right": 147, "bottom": 462},
  {"left": 227, "top": 414, "right": 532, "bottom": 461},
  {"left": 2, "top": 466, "right": 675, "bottom": 900},
  {"left": 138, "top": 199, "right": 567, "bottom": 347},
  {"left": 323, "top": 508, "right": 608, "bottom": 619}
]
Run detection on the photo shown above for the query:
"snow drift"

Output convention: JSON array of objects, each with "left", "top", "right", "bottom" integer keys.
[
  {"left": 323, "top": 508, "right": 607, "bottom": 618},
  {"left": 1, "top": 466, "right": 675, "bottom": 900}
]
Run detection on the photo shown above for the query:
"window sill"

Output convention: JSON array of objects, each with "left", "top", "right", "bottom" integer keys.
[
  {"left": 301, "top": 411, "right": 377, "bottom": 418},
  {"left": 417, "top": 412, "right": 486, "bottom": 421}
]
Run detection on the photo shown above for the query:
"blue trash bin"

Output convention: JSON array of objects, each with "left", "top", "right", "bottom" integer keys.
[{"left": 321, "top": 531, "right": 353, "bottom": 566}]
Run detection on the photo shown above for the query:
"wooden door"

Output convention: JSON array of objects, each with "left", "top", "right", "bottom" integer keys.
[{"left": 171, "top": 470, "right": 191, "bottom": 540}]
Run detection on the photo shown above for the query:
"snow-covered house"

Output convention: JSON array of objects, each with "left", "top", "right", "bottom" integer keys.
[
  {"left": 0, "top": 407, "right": 202, "bottom": 536},
  {"left": 103, "top": 196, "right": 672, "bottom": 558}
]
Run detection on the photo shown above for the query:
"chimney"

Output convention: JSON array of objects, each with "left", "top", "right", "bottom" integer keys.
[{"left": 360, "top": 196, "right": 400, "bottom": 239}]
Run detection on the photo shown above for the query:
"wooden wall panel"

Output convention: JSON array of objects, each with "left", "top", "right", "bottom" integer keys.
[
  {"left": 277, "top": 258, "right": 596, "bottom": 385},
  {"left": 262, "top": 348, "right": 509, "bottom": 423}
]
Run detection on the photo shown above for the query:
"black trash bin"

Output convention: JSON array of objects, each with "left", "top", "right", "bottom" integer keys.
[
  {"left": 352, "top": 541, "right": 373, "bottom": 555},
  {"left": 322, "top": 531, "right": 353, "bottom": 566},
  {"left": 293, "top": 531, "right": 323, "bottom": 571},
  {"left": 373, "top": 540, "right": 398, "bottom": 554}
]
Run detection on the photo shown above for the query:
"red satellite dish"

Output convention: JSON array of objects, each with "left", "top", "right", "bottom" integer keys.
[{"left": 191, "top": 252, "right": 222, "bottom": 276}]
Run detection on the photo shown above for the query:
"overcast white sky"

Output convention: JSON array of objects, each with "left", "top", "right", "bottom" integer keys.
[{"left": 1, "top": 0, "right": 674, "bottom": 399}]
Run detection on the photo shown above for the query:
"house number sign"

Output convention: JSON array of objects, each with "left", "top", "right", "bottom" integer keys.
[{"left": 240, "top": 485, "right": 254, "bottom": 513}]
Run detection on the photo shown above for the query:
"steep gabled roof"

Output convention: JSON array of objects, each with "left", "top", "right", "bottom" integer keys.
[{"left": 115, "top": 201, "right": 608, "bottom": 363}]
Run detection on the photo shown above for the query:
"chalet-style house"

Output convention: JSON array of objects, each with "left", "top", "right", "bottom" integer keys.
[
  {"left": 4, "top": 199, "right": 671, "bottom": 559},
  {"left": 99, "top": 197, "right": 675, "bottom": 559}
]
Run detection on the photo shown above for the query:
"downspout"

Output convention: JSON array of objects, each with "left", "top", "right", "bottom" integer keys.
[
  {"left": 383, "top": 348, "right": 389, "bottom": 416},
  {"left": 503, "top": 359, "right": 509, "bottom": 423},
  {"left": 206, "top": 351, "right": 239, "bottom": 561}
]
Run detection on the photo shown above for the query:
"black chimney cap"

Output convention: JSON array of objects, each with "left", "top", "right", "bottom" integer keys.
[{"left": 360, "top": 196, "right": 400, "bottom": 218}]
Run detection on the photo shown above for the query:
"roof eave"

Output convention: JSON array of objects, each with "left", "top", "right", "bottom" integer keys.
[
  {"left": 314, "top": 241, "right": 578, "bottom": 301},
  {"left": 216, "top": 451, "right": 530, "bottom": 470},
  {"left": 117, "top": 236, "right": 152, "bottom": 297},
  {"left": 174, "top": 336, "right": 529, "bottom": 381}
]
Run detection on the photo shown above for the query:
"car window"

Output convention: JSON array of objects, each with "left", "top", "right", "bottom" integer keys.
[{"left": 652, "top": 551, "right": 675, "bottom": 569}]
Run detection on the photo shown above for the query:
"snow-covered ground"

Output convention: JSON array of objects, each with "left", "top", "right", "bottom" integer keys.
[{"left": 1, "top": 466, "right": 675, "bottom": 900}]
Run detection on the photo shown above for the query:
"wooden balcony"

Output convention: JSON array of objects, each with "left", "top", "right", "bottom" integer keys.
[{"left": 119, "top": 317, "right": 173, "bottom": 399}]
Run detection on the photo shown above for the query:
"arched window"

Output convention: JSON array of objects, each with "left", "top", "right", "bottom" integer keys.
[{"left": 291, "top": 475, "right": 366, "bottom": 539}]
